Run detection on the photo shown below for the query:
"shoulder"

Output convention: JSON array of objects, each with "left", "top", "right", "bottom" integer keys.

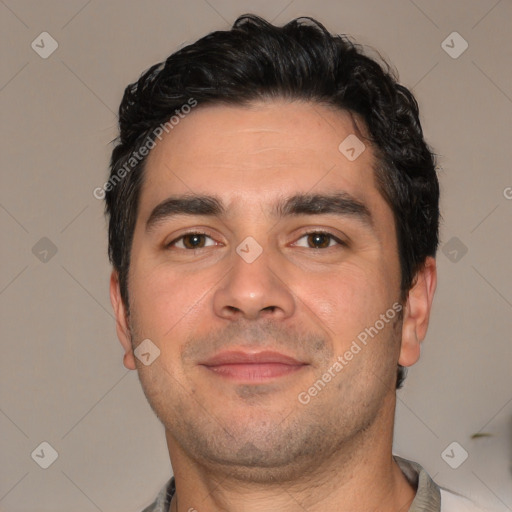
[{"left": 141, "top": 478, "right": 175, "bottom": 512}]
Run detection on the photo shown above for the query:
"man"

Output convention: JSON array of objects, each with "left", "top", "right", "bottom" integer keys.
[{"left": 105, "top": 14, "right": 491, "bottom": 512}]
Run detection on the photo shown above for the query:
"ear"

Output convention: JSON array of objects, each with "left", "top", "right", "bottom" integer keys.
[
  {"left": 110, "top": 270, "right": 136, "bottom": 370},
  {"left": 399, "top": 257, "right": 437, "bottom": 367}
]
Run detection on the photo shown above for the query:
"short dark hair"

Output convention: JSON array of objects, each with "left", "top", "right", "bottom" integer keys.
[{"left": 105, "top": 14, "right": 439, "bottom": 389}]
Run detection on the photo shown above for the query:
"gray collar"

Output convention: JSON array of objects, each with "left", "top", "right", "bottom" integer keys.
[{"left": 394, "top": 455, "right": 441, "bottom": 511}]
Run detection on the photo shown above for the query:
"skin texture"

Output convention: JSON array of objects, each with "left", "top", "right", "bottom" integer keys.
[{"left": 110, "top": 99, "right": 437, "bottom": 512}]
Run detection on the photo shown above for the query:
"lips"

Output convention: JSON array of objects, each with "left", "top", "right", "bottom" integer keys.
[
  {"left": 202, "top": 350, "right": 303, "bottom": 366},
  {"left": 200, "top": 350, "right": 307, "bottom": 381}
]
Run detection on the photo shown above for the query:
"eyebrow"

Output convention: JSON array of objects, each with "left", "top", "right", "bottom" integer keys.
[{"left": 145, "top": 192, "right": 373, "bottom": 233}]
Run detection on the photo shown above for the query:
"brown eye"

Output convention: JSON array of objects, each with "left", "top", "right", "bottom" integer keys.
[
  {"left": 293, "top": 231, "right": 346, "bottom": 250},
  {"left": 169, "top": 233, "right": 216, "bottom": 250},
  {"left": 306, "top": 233, "right": 332, "bottom": 248},
  {"left": 182, "top": 234, "right": 206, "bottom": 248}
]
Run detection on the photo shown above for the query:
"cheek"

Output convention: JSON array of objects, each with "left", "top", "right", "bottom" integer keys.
[
  {"left": 298, "top": 263, "right": 393, "bottom": 336},
  {"left": 129, "top": 263, "right": 212, "bottom": 340}
]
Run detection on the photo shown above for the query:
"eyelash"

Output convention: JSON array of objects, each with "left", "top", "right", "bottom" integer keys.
[{"left": 166, "top": 230, "right": 346, "bottom": 250}]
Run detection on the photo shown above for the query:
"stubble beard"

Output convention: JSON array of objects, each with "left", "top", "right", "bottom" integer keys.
[{"left": 129, "top": 314, "right": 401, "bottom": 484}]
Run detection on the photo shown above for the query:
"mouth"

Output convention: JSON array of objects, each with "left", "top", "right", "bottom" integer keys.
[{"left": 199, "top": 350, "right": 308, "bottom": 382}]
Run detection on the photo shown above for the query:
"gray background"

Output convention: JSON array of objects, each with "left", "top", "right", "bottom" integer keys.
[{"left": 1, "top": 0, "right": 511, "bottom": 511}]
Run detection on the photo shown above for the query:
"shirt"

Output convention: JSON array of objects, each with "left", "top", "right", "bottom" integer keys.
[{"left": 141, "top": 455, "right": 492, "bottom": 512}]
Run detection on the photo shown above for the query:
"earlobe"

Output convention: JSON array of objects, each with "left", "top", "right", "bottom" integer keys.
[
  {"left": 123, "top": 351, "right": 136, "bottom": 370},
  {"left": 110, "top": 271, "right": 136, "bottom": 370},
  {"left": 398, "top": 257, "right": 437, "bottom": 367}
]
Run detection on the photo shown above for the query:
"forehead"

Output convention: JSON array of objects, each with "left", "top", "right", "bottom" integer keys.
[{"left": 140, "top": 100, "right": 383, "bottom": 217}]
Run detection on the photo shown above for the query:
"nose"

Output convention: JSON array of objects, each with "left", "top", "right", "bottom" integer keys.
[{"left": 212, "top": 244, "right": 296, "bottom": 321}]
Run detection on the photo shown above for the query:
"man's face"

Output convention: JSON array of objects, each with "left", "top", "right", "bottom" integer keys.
[{"left": 115, "top": 100, "right": 408, "bottom": 479}]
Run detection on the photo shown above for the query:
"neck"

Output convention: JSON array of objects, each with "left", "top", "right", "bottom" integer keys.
[
  {"left": 169, "top": 457, "right": 414, "bottom": 512},
  {"left": 166, "top": 396, "right": 415, "bottom": 512}
]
